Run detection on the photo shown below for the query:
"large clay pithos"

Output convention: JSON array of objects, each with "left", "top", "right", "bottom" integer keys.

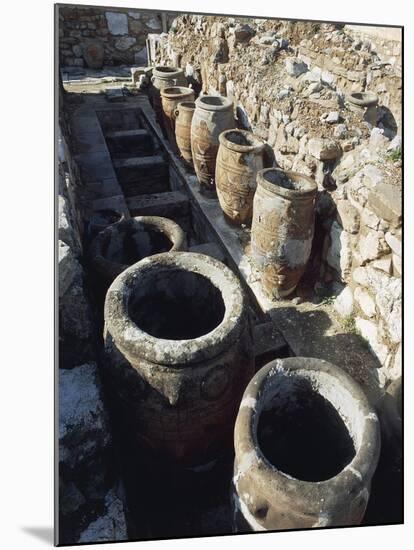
[
  {"left": 103, "top": 251, "right": 255, "bottom": 466},
  {"left": 251, "top": 168, "right": 317, "bottom": 298},
  {"left": 150, "top": 66, "right": 187, "bottom": 124},
  {"left": 151, "top": 65, "right": 187, "bottom": 89},
  {"left": 191, "top": 95, "right": 235, "bottom": 197},
  {"left": 87, "top": 208, "right": 126, "bottom": 242},
  {"left": 88, "top": 216, "right": 186, "bottom": 289},
  {"left": 216, "top": 129, "right": 266, "bottom": 225},
  {"left": 174, "top": 101, "right": 196, "bottom": 167},
  {"left": 232, "top": 357, "right": 381, "bottom": 532},
  {"left": 160, "top": 87, "right": 195, "bottom": 148},
  {"left": 345, "top": 91, "right": 378, "bottom": 126}
]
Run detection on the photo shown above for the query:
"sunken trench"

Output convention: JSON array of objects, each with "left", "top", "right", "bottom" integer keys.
[{"left": 58, "top": 47, "right": 401, "bottom": 542}]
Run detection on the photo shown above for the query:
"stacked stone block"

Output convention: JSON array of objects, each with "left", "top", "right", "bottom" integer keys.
[
  {"left": 59, "top": 5, "right": 177, "bottom": 68},
  {"left": 152, "top": 15, "right": 402, "bottom": 389}
]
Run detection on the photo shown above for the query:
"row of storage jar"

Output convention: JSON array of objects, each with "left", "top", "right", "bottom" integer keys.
[
  {"left": 86, "top": 215, "right": 380, "bottom": 532},
  {"left": 86, "top": 213, "right": 380, "bottom": 532},
  {"left": 151, "top": 65, "right": 318, "bottom": 299},
  {"left": 99, "top": 247, "right": 380, "bottom": 532}
]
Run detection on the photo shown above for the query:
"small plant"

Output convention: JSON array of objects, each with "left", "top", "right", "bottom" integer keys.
[
  {"left": 387, "top": 148, "right": 402, "bottom": 162},
  {"left": 340, "top": 314, "right": 359, "bottom": 334},
  {"left": 321, "top": 294, "right": 336, "bottom": 306}
]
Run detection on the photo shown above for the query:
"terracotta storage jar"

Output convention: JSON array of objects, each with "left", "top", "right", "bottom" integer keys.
[
  {"left": 87, "top": 208, "right": 126, "bottom": 242},
  {"left": 233, "top": 357, "right": 381, "bottom": 532},
  {"left": 103, "top": 251, "right": 255, "bottom": 466},
  {"left": 160, "top": 87, "right": 195, "bottom": 148},
  {"left": 216, "top": 129, "right": 266, "bottom": 226},
  {"left": 174, "top": 101, "right": 196, "bottom": 167},
  {"left": 251, "top": 168, "right": 317, "bottom": 298},
  {"left": 88, "top": 216, "right": 186, "bottom": 290},
  {"left": 150, "top": 66, "right": 187, "bottom": 124},
  {"left": 345, "top": 91, "right": 378, "bottom": 126},
  {"left": 191, "top": 95, "right": 235, "bottom": 197}
]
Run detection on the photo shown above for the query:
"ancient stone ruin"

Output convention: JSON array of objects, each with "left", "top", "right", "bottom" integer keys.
[{"left": 57, "top": 5, "right": 402, "bottom": 545}]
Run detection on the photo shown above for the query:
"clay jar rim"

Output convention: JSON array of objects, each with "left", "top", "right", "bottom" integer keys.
[
  {"left": 153, "top": 65, "right": 184, "bottom": 77},
  {"left": 234, "top": 357, "right": 381, "bottom": 518},
  {"left": 176, "top": 100, "right": 196, "bottom": 112},
  {"left": 219, "top": 128, "right": 265, "bottom": 154},
  {"left": 104, "top": 251, "right": 247, "bottom": 366},
  {"left": 257, "top": 168, "right": 317, "bottom": 200},
  {"left": 195, "top": 95, "right": 233, "bottom": 112},
  {"left": 92, "top": 208, "right": 125, "bottom": 225},
  {"left": 89, "top": 216, "right": 186, "bottom": 280},
  {"left": 161, "top": 86, "right": 194, "bottom": 99},
  {"left": 346, "top": 91, "right": 378, "bottom": 107}
]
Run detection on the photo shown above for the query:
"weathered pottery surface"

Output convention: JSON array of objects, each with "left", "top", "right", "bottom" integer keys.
[
  {"left": 161, "top": 87, "right": 195, "bottom": 148},
  {"left": 251, "top": 168, "right": 317, "bottom": 298},
  {"left": 88, "top": 215, "right": 186, "bottom": 288},
  {"left": 175, "top": 101, "right": 196, "bottom": 167},
  {"left": 191, "top": 95, "right": 235, "bottom": 197},
  {"left": 233, "top": 357, "right": 381, "bottom": 531},
  {"left": 103, "top": 251, "right": 255, "bottom": 466},
  {"left": 216, "top": 129, "right": 266, "bottom": 225}
]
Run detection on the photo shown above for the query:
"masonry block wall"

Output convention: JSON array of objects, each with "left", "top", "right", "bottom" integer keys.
[
  {"left": 58, "top": 5, "right": 177, "bottom": 67},
  {"left": 151, "top": 15, "right": 402, "bottom": 390},
  {"left": 57, "top": 100, "right": 129, "bottom": 542}
]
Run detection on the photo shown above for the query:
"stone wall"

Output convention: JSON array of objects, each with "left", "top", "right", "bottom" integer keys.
[
  {"left": 151, "top": 15, "right": 402, "bottom": 389},
  {"left": 58, "top": 103, "right": 128, "bottom": 543},
  {"left": 345, "top": 25, "right": 402, "bottom": 67},
  {"left": 58, "top": 5, "right": 177, "bottom": 67}
]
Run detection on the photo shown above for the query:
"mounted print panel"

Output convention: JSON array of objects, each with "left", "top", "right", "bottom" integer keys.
[{"left": 56, "top": 3, "right": 403, "bottom": 545}]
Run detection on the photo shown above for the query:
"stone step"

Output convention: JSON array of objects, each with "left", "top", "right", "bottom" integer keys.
[
  {"left": 113, "top": 155, "right": 169, "bottom": 196},
  {"left": 126, "top": 191, "right": 190, "bottom": 232},
  {"left": 113, "top": 154, "right": 166, "bottom": 171},
  {"left": 106, "top": 129, "right": 154, "bottom": 158},
  {"left": 91, "top": 195, "right": 130, "bottom": 217},
  {"left": 97, "top": 108, "right": 143, "bottom": 134},
  {"left": 127, "top": 190, "right": 189, "bottom": 218},
  {"left": 106, "top": 129, "right": 149, "bottom": 139}
]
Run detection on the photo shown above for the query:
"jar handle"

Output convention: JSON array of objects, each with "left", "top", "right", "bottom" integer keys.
[
  {"left": 151, "top": 75, "right": 155, "bottom": 84},
  {"left": 174, "top": 108, "right": 180, "bottom": 119}
]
